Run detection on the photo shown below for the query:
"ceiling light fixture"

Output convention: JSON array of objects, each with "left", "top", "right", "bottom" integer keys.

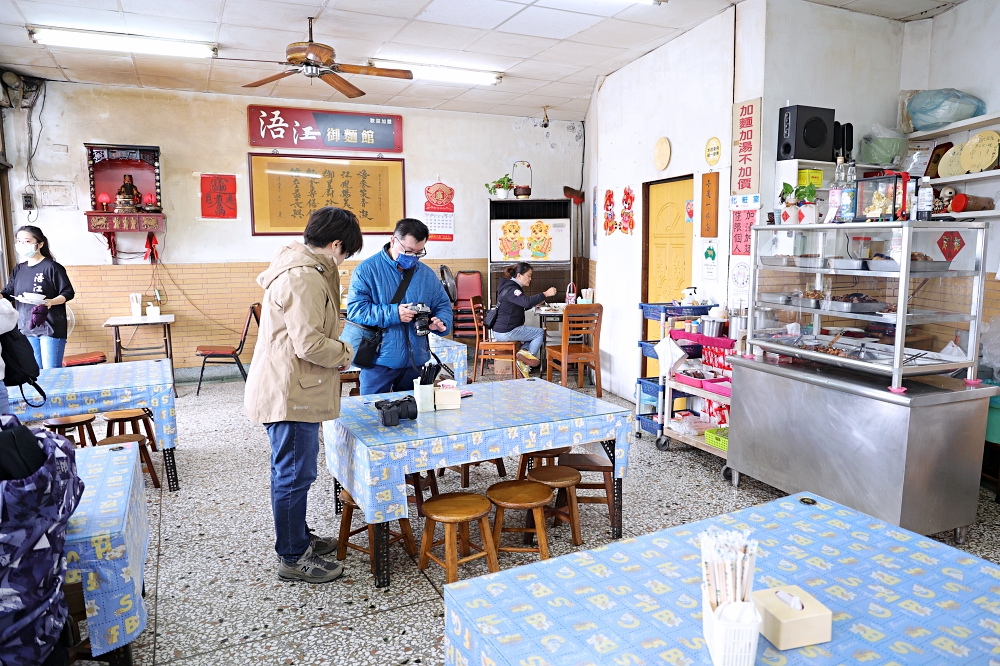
[
  {"left": 370, "top": 60, "right": 500, "bottom": 86},
  {"left": 29, "top": 26, "right": 217, "bottom": 58}
]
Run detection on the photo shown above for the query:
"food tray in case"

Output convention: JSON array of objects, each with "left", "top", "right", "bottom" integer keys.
[
  {"left": 794, "top": 257, "right": 825, "bottom": 268},
  {"left": 828, "top": 258, "right": 865, "bottom": 270},
  {"left": 789, "top": 297, "right": 819, "bottom": 308},
  {"left": 760, "top": 256, "right": 792, "bottom": 267},
  {"left": 760, "top": 293, "right": 791, "bottom": 304},
  {"left": 866, "top": 259, "right": 952, "bottom": 273},
  {"left": 820, "top": 300, "right": 886, "bottom": 313}
]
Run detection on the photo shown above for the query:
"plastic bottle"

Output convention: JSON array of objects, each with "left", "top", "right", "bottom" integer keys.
[
  {"left": 824, "top": 157, "right": 845, "bottom": 223},
  {"left": 917, "top": 176, "right": 933, "bottom": 221},
  {"left": 839, "top": 160, "right": 857, "bottom": 222}
]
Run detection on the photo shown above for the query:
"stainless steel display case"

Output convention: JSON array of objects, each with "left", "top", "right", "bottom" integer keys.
[{"left": 747, "top": 220, "right": 988, "bottom": 390}]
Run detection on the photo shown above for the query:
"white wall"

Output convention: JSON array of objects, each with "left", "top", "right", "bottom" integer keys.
[
  {"left": 2, "top": 83, "right": 583, "bottom": 265},
  {"left": 921, "top": 0, "right": 1000, "bottom": 111},
  {"left": 589, "top": 7, "right": 737, "bottom": 397}
]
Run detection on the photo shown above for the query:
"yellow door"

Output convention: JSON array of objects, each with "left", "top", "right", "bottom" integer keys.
[{"left": 645, "top": 178, "right": 694, "bottom": 377}]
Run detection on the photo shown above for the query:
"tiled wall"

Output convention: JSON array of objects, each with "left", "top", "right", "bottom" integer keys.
[{"left": 65, "top": 257, "right": 488, "bottom": 369}]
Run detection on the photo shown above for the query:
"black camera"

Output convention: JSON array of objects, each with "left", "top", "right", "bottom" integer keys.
[
  {"left": 375, "top": 396, "right": 418, "bottom": 427},
  {"left": 411, "top": 303, "right": 433, "bottom": 337}
]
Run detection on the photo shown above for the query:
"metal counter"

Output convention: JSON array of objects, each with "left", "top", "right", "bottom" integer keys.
[{"left": 728, "top": 355, "right": 997, "bottom": 538}]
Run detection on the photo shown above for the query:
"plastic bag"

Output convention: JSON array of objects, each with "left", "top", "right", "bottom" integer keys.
[
  {"left": 907, "top": 88, "right": 986, "bottom": 131},
  {"left": 858, "top": 124, "right": 908, "bottom": 168},
  {"left": 897, "top": 90, "right": 918, "bottom": 134}
]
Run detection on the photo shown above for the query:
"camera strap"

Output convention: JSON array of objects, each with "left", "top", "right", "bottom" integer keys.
[{"left": 391, "top": 266, "right": 417, "bottom": 306}]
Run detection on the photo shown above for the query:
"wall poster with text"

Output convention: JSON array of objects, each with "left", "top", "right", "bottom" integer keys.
[
  {"left": 248, "top": 154, "right": 404, "bottom": 235},
  {"left": 200, "top": 174, "right": 237, "bottom": 219}
]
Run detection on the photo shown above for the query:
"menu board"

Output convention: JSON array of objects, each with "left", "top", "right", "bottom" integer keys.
[{"left": 249, "top": 154, "right": 404, "bottom": 235}]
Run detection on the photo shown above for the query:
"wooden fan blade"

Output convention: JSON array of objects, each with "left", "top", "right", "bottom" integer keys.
[
  {"left": 242, "top": 70, "right": 297, "bottom": 87},
  {"left": 319, "top": 72, "right": 365, "bottom": 98},
  {"left": 335, "top": 63, "right": 413, "bottom": 80}
]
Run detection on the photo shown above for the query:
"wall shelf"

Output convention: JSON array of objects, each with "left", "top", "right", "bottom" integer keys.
[
  {"left": 907, "top": 110, "right": 1000, "bottom": 141},
  {"left": 930, "top": 169, "right": 1000, "bottom": 186},
  {"left": 932, "top": 209, "right": 1000, "bottom": 220}
]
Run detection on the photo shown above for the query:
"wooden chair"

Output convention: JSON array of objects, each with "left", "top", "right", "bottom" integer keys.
[
  {"left": 516, "top": 446, "right": 572, "bottom": 480},
  {"left": 103, "top": 407, "right": 157, "bottom": 451},
  {"left": 527, "top": 465, "right": 583, "bottom": 547},
  {"left": 337, "top": 490, "right": 416, "bottom": 572},
  {"left": 546, "top": 303, "right": 603, "bottom": 397},
  {"left": 341, "top": 370, "right": 361, "bottom": 397},
  {"left": 470, "top": 295, "right": 518, "bottom": 381},
  {"left": 62, "top": 351, "right": 107, "bottom": 367},
  {"left": 195, "top": 302, "right": 260, "bottom": 395},
  {"left": 560, "top": 451, "right": 616, "bottom": 531},
  {"left": 95, "top": 433, "right": 160, "bottom": 489},
  {"left": 418, "top": 492, "right": 500, "bottom": 584},
  {"left": 44, "top": 414, "right": 99, "bottom": 448},
  {"left": 486, "top": 480, "right": 553, "bottom": 561},
  {"left": 438, "top": 458, "right": 507, "bottom": 488}
]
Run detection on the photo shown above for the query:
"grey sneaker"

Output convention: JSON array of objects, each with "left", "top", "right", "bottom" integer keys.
[
  {"left": 310, "top": 534, "right": 338, "bottom": 557},
  {"left": 277, "top": 546, "right": 344, "bottom": 583}
]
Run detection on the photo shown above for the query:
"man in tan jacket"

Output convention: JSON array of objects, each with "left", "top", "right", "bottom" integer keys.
[{"left": 245, "top": 207, "right": 362, "bottom": 583}]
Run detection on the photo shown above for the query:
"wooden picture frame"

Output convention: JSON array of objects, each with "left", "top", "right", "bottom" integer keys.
[{"left": 248, "top": 153, "right": 405, "bottom": 235}]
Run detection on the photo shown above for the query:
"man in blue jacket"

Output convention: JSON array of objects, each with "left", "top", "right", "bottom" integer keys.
[{"left": 348, "top": 218, "right": 453, "bottom": 395}]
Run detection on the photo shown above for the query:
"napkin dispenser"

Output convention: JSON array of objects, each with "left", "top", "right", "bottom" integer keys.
[
  {"left": 752, "top": 585, "right": 831, "bottom": 651},
  {"left": 435, "top": 387, "right": 462, "bottom": 410}
]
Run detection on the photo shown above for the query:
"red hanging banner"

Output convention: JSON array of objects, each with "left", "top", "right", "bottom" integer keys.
[{"left": 200, "top": 174, "right": 237, "bottom": 219}]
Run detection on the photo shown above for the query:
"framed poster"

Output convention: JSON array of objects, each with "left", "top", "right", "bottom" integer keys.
[
  {"left": 248, "top": 105, "right": 403, "bottom": 152},
  {"left": 248, "top": 154, "right": 405, "bottom": 235},
  {"left": 489, "top": 218, "right": 571, "bottom": 263}
]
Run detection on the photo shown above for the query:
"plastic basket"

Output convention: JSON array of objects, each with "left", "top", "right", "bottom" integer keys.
[
  {"left": 705, "top": 427, "right": 729, "bottom": 452},
  {"left": 640, "top": 302, "right": 714, "bottom": 320},
  {"left": 638, "top": 413, "right": 660, "bottom": 435},
  {"left": 702, "top": 589, "right": 761, "bottom": 666},
  {"left": 678, "top": 342, "right": 703, "bottom": 360},
  {"left": 638, "top": 341, "right": 659, "bottom": 359},
  {"left": 637, "top": 377, "right": 663, "bottom": 399}
]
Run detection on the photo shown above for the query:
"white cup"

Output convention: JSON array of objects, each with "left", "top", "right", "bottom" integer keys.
[{"left": 413, "top": 379, "right": 435, "bottom": 413}]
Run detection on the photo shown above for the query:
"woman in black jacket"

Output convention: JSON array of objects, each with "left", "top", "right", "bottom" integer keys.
[{"left": 493, "top": 262, "right": 557, "bottom": 377}]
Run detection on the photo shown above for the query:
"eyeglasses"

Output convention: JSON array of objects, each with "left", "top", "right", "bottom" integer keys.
[{"left": 394, "top": 235, "right": 427, "bottom": 258}]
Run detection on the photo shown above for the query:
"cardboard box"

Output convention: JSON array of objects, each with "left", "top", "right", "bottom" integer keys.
[
  {"left": 435, "top": 387, "right": 462, "bottom": 410},
  {"left": 752, "top": 585, "right": 831, "bottom": 651}
]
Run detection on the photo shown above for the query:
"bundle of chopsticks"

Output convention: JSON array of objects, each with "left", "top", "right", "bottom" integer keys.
[{"left": 700, "top": 528, "right": 759, "bottom": 611}]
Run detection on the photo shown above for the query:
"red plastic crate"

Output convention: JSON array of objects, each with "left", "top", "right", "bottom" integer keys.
[{"left": 702, "top": 345, "right": 736, "bottom": 376}]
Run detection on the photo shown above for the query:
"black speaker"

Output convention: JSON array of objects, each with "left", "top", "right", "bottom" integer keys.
[{"left": 777, "top": 105, "right": 835, "bottom": 161}]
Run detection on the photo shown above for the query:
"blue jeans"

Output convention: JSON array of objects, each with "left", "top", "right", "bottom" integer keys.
[
  {"left": 266, "top": 421, "right": 320, "bottom": 563},
  {"left": 27, "top": 336, "right": 66, "bottom": 370},
  {"left": 0, "top": 383, "right": 9, "bottom": 415},
  {"left": 493, "top": 326, "right": 545, "bottom": 358},
  {"left": 360, "top": 364, "right": 421, "bottom": 395}
]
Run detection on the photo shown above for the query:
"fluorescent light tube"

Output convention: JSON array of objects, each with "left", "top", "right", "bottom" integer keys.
[
  {"left": 30, "top": 26, "right": 216, "bottom": 58},
  {"left": 371, "top": 60, "right": 500, "bottom": 85}
]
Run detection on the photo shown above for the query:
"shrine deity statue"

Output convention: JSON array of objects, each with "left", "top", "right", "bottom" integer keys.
[{"left": 117, "top": 174, "right": 141, "bottom": 204}]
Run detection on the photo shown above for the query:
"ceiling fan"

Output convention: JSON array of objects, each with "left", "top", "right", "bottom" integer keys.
[{"left": 241, "top": 17, "right": 412, "bottom": 98}]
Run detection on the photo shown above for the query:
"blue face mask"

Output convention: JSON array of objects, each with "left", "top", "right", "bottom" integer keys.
[{"left": 396, "top": 252, "right": 419, "bottom": 270}]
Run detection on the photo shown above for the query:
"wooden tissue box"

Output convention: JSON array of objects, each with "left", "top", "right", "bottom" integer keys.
[
  {"left": 752, "top": 585, "right": 831, "bottom": 651},
  {"left": 435, "top": 387, "right": 462, "bottom": 410}
]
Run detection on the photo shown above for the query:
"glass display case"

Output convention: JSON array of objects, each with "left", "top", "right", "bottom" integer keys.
[
  {"left": 855, "top": 171, "right": 914, "bottom": 221},
  {"left": 747, "top": 220, "right": 988, "bottom": 390}
]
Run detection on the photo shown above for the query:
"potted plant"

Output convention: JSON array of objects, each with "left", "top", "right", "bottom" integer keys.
[
  {"left": 795, "top": 183, "right": 818, "bottom": 224},
  {"left": 779, "top": 182, "right": 798, "bottom": 224},
  {"left": 485, "top": 174, "right": 514, "bottom": 199}
]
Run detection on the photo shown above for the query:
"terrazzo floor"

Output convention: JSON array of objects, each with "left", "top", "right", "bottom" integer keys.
[{"left": 73, "top": 368, "right": 1000, "bottom": 666}]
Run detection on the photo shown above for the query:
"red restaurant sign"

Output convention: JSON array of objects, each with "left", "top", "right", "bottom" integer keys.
[{"left": 248, "top": 105, "right": 403, "bottom": 153}]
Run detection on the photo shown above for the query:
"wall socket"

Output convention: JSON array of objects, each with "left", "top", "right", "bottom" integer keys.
[
  {"left": 339, "top": 269, "right": 349, "bottom": 278},
  {"left": 21, "top": 193, "right": 34, "bottom": 210}
]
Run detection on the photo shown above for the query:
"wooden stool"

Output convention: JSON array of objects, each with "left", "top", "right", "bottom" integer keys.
[
  {"left": 418, "top": 492, "right": 500, "bottom": 584},
  {"left": 559, "top": 452, "right": 616, "bottom": 529},
  {"left": 406, "top": 471, "right": 439, "bottom": 517},
  {"left": 337, "top": 490, "right": 416, "bottom": 572},
  {"left": 516, "top": 446, "right": 572, "bottom": 480},
  {"left": 62, "top": 351, "right": 107, "bottom": 367},
  {"left": 44, "top": 414, "right": 99, "bottom": 448},
  {"left": 486, "top": 480, "right": 553, "bottom": 561},
  {"left": 95, "top": 434, "right": 161, "bottom": 489},
  {"left": 527, "top": 465, "right": 583, "bottom": 546},
  {"left": 103, "top": 408, "right": 158, "bottom": 451},
  {"left": 438, "top": 458, "right": 507, "bottom": 488}
]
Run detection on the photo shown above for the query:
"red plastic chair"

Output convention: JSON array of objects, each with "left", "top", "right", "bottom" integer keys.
[
  {"left": 453, "top": 271, "right": 483, "bottom": 340},
  {"left": 194, "top": 303, "right": 260, "bottom": 395}
]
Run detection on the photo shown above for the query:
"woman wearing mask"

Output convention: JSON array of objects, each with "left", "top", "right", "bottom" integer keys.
[
  {"left": 244, "top": 207, "right": 362, "bottom": 584},
  {"left": 1, "top": 226, "right": 75, "bottom": 369},
  {"left": 493, "top": 262, "right": 557, "bottom": 378}
]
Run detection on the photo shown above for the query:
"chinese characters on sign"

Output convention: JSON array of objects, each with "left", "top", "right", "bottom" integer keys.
[
  {"left": 731, "top": 209, "right": 755, "bottom": 256},
  {"left": 701, "top": 172, "right": 719, "bottom": 238},
  {"left": 424, "top": 182, "right": 455, "bottom": 242},
  {"left": 200, "top": 174, "right": 237, "bottom": 219},
  {"left": 248, "top": 105, "right": 403, "bottom": 152},
  {"left": 730, "top": 97, "right": 761, "bottom": 196},
  {"left": 937, "top": 231, "right": 965, "bottom": 261},
  {"left": 249, "top": 154, "right": 404, "bottom": 235}
]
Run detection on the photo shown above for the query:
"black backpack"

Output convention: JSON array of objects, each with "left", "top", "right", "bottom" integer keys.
[{"left": 0, "top": 328, "right": 46, "bottom": 407}]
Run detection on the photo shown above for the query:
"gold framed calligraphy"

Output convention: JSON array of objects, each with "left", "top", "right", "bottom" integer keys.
[{"left": 248, "top": 154, "right": 405, "bottom": 235}]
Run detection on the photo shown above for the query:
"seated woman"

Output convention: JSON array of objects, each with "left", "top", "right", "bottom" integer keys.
[{"left": 492, "top": 262, "right": 557, "bottom": 378}]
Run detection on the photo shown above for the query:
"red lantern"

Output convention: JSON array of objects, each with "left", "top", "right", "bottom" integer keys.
[
  {"left": 97, "top": 191, "right": 111, "bottom": 212},
  {"left": 144, "top": 192, "right": 155, "bottom": 206}
]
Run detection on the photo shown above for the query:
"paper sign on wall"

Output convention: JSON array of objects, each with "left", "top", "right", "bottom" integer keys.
[
  {"left": 424, "top": 182, "right": 454, "bottom": 241},
  {"left": 200, "top": 174, "right": 237, "bottom": 219},
  {"left": 731, "top": 209, "right": 756, "bottom": 256},
  {"left": 729, "top": 257, "right": 752, "bottom": 309},
  {"left": 701, "top": 172, "right": 719, "bottom": 237},
  {"left": 731, "top": 97, "right": 761, "bottom": 196},
  {"left": 702, "top": 240, "right": 718, "bottom": 280}
]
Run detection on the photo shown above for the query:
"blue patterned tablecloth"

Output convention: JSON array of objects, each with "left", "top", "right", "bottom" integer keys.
[
  {"left": 66, "top": 444, "right": 149, "bottom": 656},
  {"left": 10, "top": 359, "right": 178, "bottom": 451},
  {"left": 324, "top": 379, "right": 632, "bottom": 524},
  {"left": 445, "top": 492, "right": 1000, "bottom": 666},
  {"left": 430, "top": 334, "right": 468, "bottom": 386}
]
